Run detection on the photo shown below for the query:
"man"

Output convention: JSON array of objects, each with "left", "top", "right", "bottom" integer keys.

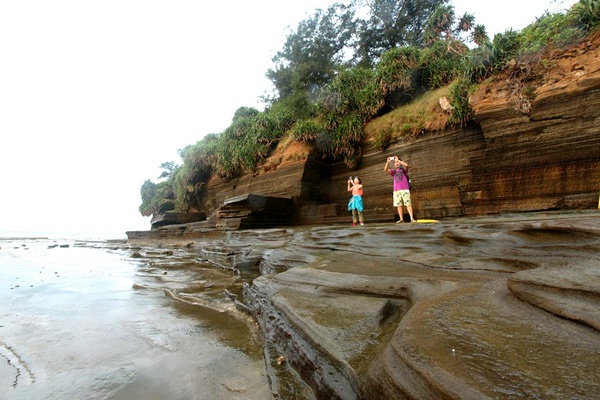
[{"left": 384, "top": 156, "right": 416, "bottom": 223}]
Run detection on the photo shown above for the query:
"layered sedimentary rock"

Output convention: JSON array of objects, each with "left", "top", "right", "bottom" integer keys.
[
  {"left": 129, "top": 212, "right": 600, "bottom": 399},
  {"left": 463, "top": 34, "right": 600, "bottom": 215},
  {"left": 216, "top": 194, "right": 293, "bottom": 229},
  {"left": 242, "top": 214, "right": 600, "bottom": 399},
  {"left": 150, "top": 211, "right": 206, "bottom": 228},
  {"left": 177, "top": 34, "right": 600, "bottom": 230}
]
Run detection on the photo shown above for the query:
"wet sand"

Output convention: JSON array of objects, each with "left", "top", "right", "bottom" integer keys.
[{"left": 0, "top": 239, "right": 270, "bottom": 400}]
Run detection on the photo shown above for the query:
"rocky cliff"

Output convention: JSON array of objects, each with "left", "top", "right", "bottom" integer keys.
[{"left": 158, "top": 32, "right": 600, "bottom": 231}]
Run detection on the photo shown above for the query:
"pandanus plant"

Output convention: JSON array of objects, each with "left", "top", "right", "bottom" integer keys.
[{"left": 573, "top": 0, "right": 600, "bottom": 29}]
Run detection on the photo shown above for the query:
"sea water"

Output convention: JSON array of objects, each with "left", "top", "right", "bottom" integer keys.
[{"left": 0, "top": 233, "right": 270, "bottom": 400}]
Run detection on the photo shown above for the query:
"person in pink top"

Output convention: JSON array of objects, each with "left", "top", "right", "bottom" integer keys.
[
  {"left": 347, "top": 176, "right": 364, "bottom": 226},
  {"left": 384, "top": 156, "right": 416, "bottom": 223}
]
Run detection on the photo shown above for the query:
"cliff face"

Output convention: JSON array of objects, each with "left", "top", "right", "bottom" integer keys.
[
  {"left": 190, "top": 34, "right": 600, "bottom": 229},
  {"left": 464, "top": 32, "right": 600, "bottom": 214}
]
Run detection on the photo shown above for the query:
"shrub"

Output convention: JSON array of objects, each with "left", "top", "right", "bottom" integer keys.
[
  {"left": 376, "top": 47, "right": 420, "bottom": 96},
  {"left": 291, "top": 119, "right": 323, "bottom": 142},
  {"left": 419, "top": 41, "right": 465, "bottom": 89},
  {"left": 571, "top": 0, "right": 600, "bottom": 30},
  {"left": 171, "top": 136, "right": 220, "bottom": 211},
  {"left": 212, "top": 106, "right": 293, "bottom": 178},
  {"left": 449, "top": 77, "right": 474, "bottom": 127},
  {"left": 518, "top": 11, "right": 583, "bottom": 54},
  {"left": 373, "top": 126, "right": 393, "bottom": 150},
  {"left": 139, "top": 179, "right": 175, "bottom": 217},
  {"left": 464, "top": 29, "right": 520, "bottom": 83},
  {"left": 320, "top": 67, "right": 384, "bottom": 120},
  {"left": 308, "top": 67, "right": 384, "bottom": 166}
]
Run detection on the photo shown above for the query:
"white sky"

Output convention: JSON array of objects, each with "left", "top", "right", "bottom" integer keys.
[{"left": 0, "top": 0, "right": 578, "bottom": 236}]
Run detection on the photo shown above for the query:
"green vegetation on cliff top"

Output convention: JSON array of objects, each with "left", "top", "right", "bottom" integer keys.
[{"left": 139, "top": 0, "right": 600, "bottom": 218}]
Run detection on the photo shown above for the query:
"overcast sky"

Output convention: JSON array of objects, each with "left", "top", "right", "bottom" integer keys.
[{"left": 0, "top": 0, "right": 578, "bottom": 237}]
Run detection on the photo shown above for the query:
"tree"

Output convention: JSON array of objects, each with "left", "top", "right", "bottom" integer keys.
[
  {"left": 157, "top": 161, "right": 178, "bottom": 180},
  {"left": 353, "top": 0, "right": 448, "bottom": 66},
  {"left": 471, "top": 24, "right": 489, "bottom": 47},
  {"left": 138, "top": 178, "right": 175, "bottom": 217},
  {"left": 423, "top": 5, "right": 476, "bottom": 52},
  {"left": 418, "top": 4, "right": 478, "bottom": 88},
  {"left": 267, "top": 3, "right": 356, "bottom": 105}
]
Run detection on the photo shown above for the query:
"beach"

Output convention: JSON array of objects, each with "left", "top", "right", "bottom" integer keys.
[{"left": 0, "top": 235, "right": 270, "bottom": 400}]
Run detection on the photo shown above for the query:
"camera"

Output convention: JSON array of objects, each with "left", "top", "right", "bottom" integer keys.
[
  {"left": 388, "top": 156, "right": 394, "bottom": 162},
  {"left": 348, "top": 176, "right": 353, "bottom": 182}
]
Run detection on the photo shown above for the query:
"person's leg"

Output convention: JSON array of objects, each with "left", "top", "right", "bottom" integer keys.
[
  {"left": 407, "top": 205, "right": 415, "bottom": 222},
  {"left": 393, "top": 190, "right": 403, "bottom": 223},
  {"left": 396, "top": 206, "right": 404, "bottom": 222},
  {"left": 352, "top": 208, "right": 358, "bottom": 225},
  {"left": 359, "top": 211, "right": 364, "bottom": 225},
  {"left": 405, "top": 191, "right": 416, "bottom": 222}
]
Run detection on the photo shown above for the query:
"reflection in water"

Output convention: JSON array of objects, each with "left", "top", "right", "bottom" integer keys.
[
  {"left": 3, "top": 213, "right": 599, "bottom": 399},
  {"left": 0, "top": 237, "right": 270, "bottom": 400}
]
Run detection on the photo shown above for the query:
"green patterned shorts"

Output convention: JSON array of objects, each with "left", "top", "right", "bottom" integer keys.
[{"left": 393, "top": 190, "right": 411, "bottom": 207}]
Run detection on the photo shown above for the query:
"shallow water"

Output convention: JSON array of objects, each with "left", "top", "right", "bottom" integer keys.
[
  {"left": 0, "top": 237, "right": 270, "bottom": 400},
  {"left": 5, "top": 212, "right": 599, "bottom": 399}
]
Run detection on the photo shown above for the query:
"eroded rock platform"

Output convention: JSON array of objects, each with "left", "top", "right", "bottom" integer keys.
[
  {"left": 245, "top": 213, "right": 600, "bottom": 399},
  {"left": 128, "top": 211, "right": 600, "bottom": 399}
]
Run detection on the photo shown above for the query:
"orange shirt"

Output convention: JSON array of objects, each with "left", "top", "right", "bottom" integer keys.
[{"left": 351, "top": 184, "right": 363, "bottom": 196}]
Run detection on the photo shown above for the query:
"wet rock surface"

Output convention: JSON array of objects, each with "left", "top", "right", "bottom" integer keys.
[
  {"left": 127, "top": 211, "right": 600, "bottom": 399},
  {"left": 137, "top": 211, "right": 600, "bottom": 400}
]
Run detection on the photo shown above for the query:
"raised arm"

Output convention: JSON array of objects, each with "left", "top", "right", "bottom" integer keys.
[{"left": 384, "top": 157, "right": 393, "bottom": 172}]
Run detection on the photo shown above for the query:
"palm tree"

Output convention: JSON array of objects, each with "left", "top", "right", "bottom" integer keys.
[
  {"left": 457, "top": 12, "right": 475, "bottom": 33},
  {"left": 471, "top": 24, "right": 489, "bottom": 46}
]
